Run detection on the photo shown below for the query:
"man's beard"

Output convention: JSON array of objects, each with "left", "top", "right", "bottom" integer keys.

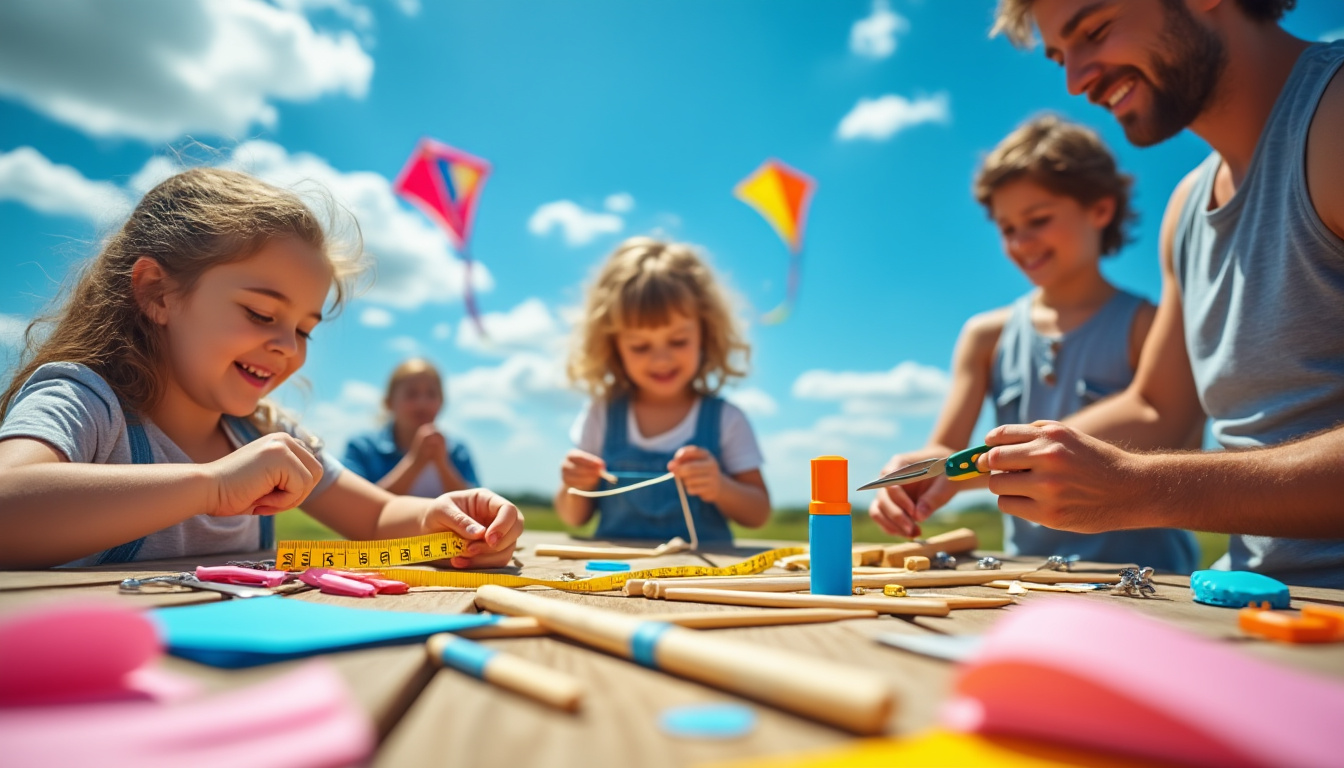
[{"left": 1107, "top": 0, "right": 1229, "bottom": 147}]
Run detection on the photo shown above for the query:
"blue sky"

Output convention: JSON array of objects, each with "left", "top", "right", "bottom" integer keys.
[{"left": 2, "top": 0, "right": 1342, "bottom": 507}]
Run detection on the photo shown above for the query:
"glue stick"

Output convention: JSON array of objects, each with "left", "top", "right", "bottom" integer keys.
[{"left": 809, "top": 456, "right": 852, "bottom": 597}]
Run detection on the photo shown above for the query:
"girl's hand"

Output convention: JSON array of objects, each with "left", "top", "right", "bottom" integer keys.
[
  {"left": 561, "top": 450, "right": 607, "bottom": 491},
  {"left": 409, "top": 424, "right": 448, "bottom": 465},
  {"left": 668, "top": 446, "right": 723, "bottom": 502},
  {"left": 867, "top": 448, "right": 959, "bottom": 538},
  {"left": 422, "top": 489, "right": 524, "bottom": 568},
  {"left": 207, "top": 433, "right": 325, "bottom": 517}
]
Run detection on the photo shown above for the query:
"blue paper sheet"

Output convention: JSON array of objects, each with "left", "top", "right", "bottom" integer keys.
[{"left": 151, "top": 597, "right": 500, "bottom": 668}]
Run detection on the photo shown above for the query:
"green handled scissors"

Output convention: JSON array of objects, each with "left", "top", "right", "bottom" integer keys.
[{"left": 856, "top": 444, "right": 990, "bottom": 491}]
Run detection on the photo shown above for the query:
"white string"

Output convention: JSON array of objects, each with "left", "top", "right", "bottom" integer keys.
[{"left": 567, "top": 471, "right": 700, "bottom": 551}]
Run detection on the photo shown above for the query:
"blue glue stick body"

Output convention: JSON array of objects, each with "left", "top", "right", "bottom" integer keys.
[{"left": 809, "top": 456, "right": 852, "bottom": 597}]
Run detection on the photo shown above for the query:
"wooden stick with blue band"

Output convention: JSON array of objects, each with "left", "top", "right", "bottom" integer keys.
[
  {"left": 426, "top": 633, "right": 584, "bottom": 712},
  {"left": 474, "top": 584, "right": 895, "bottom": 735}
]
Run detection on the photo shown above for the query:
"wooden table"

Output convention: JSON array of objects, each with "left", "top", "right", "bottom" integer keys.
[{"left": 4, "top": 531, "right": 1343, "bottom": 767}]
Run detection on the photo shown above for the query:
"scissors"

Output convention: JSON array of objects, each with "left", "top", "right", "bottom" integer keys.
[{"left": 856, "top": 444, "right": 990, "bottom": 491}]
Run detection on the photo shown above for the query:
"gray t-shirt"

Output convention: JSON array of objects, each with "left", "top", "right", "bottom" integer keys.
[{"left": 0, "top": 362, "right": 343, "bottom": 566}]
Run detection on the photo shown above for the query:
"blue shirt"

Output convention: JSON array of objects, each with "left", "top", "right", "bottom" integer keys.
[{"left": 342, "top": 424, "right": 478, "bottom": 494}]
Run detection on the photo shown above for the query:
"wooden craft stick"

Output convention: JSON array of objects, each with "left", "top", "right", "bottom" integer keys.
[
  {"left": 881, "top": 528, "right": 979, "bottom": 567},
  {"left": 427, "top": 633, "right": 585, "bottom": 712},
  {"left": 643, "top": 568, "right": 1120, "bottom": 597},
  {"left": 457, "top": 608, "right": 878, "bottom": 638},
  {"left": 534, "top": 537, "right": 689, "bottom": 560},
  {"left": 780, "top": 545, "right": 887, "bottom": 571},
  {"left": 474, "top": 585, "right": 896, "bottom": 735},
  {"left": 661, "top": 588, "right": 954, "bottom": 616},
  {"left": 644, "top": 576, "right": 813, "bottom": 598}
]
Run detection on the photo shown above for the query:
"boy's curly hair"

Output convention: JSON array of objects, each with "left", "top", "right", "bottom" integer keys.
[{"left": 974, "top": 114, "right": 1135, "bottom": 256}]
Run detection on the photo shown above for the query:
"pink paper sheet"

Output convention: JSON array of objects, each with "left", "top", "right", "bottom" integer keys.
[
  {"left": 0, "top": 662, "right": 374, "bottom": 768},
  {"left": 942, "top": 601, "right": 1344, "bottom": 768},
  {"left": 0, "top": 600, "right": 196, "bottom": 706}
]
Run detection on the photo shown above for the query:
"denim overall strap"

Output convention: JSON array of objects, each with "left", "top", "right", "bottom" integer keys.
[
  {"left": 222, "top": 415, "right": 275, "bottom": 550},
  {"left": 93, "top": 406, "right": 155, "bottom": 565},
  {"left": 594, "top": 397, "right": 733, "bottom": 543}
]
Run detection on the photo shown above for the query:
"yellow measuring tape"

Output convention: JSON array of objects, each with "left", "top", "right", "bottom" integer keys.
[
  {"left": 276, "top": 532, "right": 804, "bottom": 593},
  {"left": 276, "top": 531, "right": 466, "bottom": 571}
]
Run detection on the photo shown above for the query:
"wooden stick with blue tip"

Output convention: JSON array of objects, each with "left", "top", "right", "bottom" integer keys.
[
  {"left": 474, "top": 584, "right": 895, "bottom": 735},
  {"left": 426, "top": 633, "right": 584, "bottom": 712}
]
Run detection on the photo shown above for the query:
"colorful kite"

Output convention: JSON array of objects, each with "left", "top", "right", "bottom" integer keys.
[
  {"left": 393, "top": 138, "right": 492, "bottom": 334},
  {"left": 734, "top": 158, "right": 816, "bottom": 324}
]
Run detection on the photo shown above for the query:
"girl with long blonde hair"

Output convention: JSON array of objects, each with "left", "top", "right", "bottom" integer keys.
[{"left": 0, "top": 168, "right": 521, "bottom": 569}]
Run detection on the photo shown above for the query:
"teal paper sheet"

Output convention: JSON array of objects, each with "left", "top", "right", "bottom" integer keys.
[{"left": 152, "top": 597, "right": 499, "bottom": 668}]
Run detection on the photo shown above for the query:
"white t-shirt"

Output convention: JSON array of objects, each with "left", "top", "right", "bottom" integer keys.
[{"left": 569, "top": 397, "right": 764, "bottom": 475}]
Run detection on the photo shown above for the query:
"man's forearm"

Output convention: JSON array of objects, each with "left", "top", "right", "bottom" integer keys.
[
  {"left": 1066, "top": 388, "right": 1199, "bottom": 451},
  {"left": 1142, "top": 427, "right": 1344, "bottom": 538}
]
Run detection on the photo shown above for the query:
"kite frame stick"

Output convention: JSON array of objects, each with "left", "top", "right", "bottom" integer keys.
[
  {"left": 474, "top": 585, "right": 895, "bottom": 735},
  {"left": 454, "top": 608, "right": 879, "bottom": 639},
  {"left": 427, "top": 633, "right": 583, "bottom": 712},
  {"left": 661, "top": 588, "right": 955, "bottom": 616}
]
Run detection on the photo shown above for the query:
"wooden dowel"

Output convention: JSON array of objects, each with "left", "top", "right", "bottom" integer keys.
[
  {"left": 455, "top": 616, "right": 551, "bottom": 639},
  {"left": 474, "top": 585, "right": 896, "bottom": 735},
  {"left": 534, "top": 537, "right": 689, "bottom": 560},
  {"left": 642, "top": 568, "right": 1121, "bottom": 597},
  {"left": 427, "top": 633, "right": 584, "bottom": 712},
  {"left": 627, "top": 572, "right": 787, "bottom": 596},
  {"left": 645, "top": 576, "right": 812, "bottom": 598},
  {"left": 882, "top": 528, "right": 979, "bottom": 567},
  {"left": 661, "top": 588, "right": 953, "bottom": 616},
  {"left": 457, "top": 608, "right": 877, "bottom": 638}
]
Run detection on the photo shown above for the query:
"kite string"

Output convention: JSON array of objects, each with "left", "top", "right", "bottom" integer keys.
[{"left": 566, "top": 471, "right": 700, "bottom": 551}]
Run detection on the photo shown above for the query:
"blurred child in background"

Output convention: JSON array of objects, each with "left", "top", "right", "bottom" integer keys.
[
  {"left": 556, "top": 237, "right": 769, "bottom": 542},
  {"left": 868, "top": 115, "right": 1198, "bottom": 573},
  {"left": 344, "top": 358, "right": 478, "bottom": 497}
]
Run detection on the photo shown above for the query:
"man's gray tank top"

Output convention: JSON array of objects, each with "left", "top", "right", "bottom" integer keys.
[
  {"left": 1173, "top": 41, "right": 1344, "bottom": 587},
  {"left": 991, "top": 290, "right": 1198, "bottom": 573}
]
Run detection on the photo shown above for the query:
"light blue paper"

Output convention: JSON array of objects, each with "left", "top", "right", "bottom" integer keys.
[{"left": 152, "top": 596, "right": 499, "bottom": 668}]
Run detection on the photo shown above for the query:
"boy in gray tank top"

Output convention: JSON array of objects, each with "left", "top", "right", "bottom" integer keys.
[
  {"left": 869, "top": 115, "right": 1199, "bottom": 574},
  {"left": 980, "top": 1, "right": 1344, "bottom": 587}
]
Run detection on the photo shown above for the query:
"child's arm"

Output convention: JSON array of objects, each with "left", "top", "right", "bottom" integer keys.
[
  {"left": 0, "top": 433, "right": 324, "bottom": 569},
  {"left": 554, "top": 450, "right": 605, "bottom": 527},
  {"left": 869, "top": 309, "right": 1006, "bottom": 537},
  {"left": 303, "top": 471, "right": 522, "bottom": 569},
  {"left": 667, "top": 446, "right": 771, "bottom": 528}
]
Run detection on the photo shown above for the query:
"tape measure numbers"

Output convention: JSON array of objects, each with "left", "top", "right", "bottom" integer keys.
[
  {"left": 277, "top": 531, "right": 803, "bottom": 593},
  {"left": 276, "top": 531, "right": 466, "bottom": 571}
]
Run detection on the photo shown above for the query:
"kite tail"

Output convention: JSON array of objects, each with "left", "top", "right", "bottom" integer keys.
[
  {"left": 761, "top": 250, "right": 802, "bottom": 325},
  {"left": 460, "top": 247, "right": 488, "bottom": 339}
]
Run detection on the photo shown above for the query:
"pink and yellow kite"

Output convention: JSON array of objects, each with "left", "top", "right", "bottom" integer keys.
[
  {"left": 734, "top": 158, "right": 816, "bottom": 324},
  {"left": 393, "top": 138, "right": 492, "bottom": 334}
]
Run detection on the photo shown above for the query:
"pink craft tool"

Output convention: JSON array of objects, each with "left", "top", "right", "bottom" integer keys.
[
  {"left": 327, "top": 569, "right": 410, "bottom": 595},
  {"left": 942, "top": 601, "right": 1344, "bottom": 768},
  {"left": 195, "top": 565, "right": 289, "bottom": 588},
  {"left": 299, "top": 569, "right": 377, "bottom": 597},
  {"left": 0, "top": 600, "right": 197, "bottom": 707}
]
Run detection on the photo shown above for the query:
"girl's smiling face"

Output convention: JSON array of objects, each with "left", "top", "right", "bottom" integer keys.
[
  {"left": 614, "top": 310, "right": 702, "bottom": 403},
  {"left": 989, "top": 177, "right": 1114, "bottom": 290},
  {"left": 154, "top": 236, "right": 333, "bottom": 417}
]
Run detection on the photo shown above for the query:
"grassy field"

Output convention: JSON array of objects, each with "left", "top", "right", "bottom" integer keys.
[{"left": 275, "top": 500, "right": 1230, "bottom": 570}]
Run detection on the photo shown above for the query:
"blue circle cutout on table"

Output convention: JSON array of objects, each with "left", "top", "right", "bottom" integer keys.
[
  {"left": 1190, "top": 569, "right": 1291, "bottom": 609},
  {"left": 659, "top": 703, "right": 758, "bottom": 740},
  {"left": 585, "top": 560, "right": 631, "bottom": 572}
]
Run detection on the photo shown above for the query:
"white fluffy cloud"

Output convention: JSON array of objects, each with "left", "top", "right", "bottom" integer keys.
[
  {"left": 725, "top": 386, "right": 778, "bottom": 418},
  {"left": 0, "top": 0, "right": 373, "bottom": 143},
  {"left": 450, "top": 351, "right": 577, "bottom": 425},
  {"left": 0, "top": 147, "right": 130, "bottom": 224},
  {"left": 359, "top": 306, "right": 394, "bottom": 328},
  {"left": 528, "top": 200, "right": 624, "bottom": 247},
  {"left": 456, "top": 298, "right": 568, "bottom": 357},
  {"left": 0, "top": 313, "right": 29, "bottom": 352},
  {"left": 604, "top": 192, "right": 635, "bottom": 213},
  {"left": 432, "top": 322, "right": 452, "bottom": 341},
  {"left": 793, "top": 360, "right": 950, "bottom": 415},
  {"left": 297, "top": 379, "right": 383, "bottom": 454},
  {"left": 837, "top": 92, "right": 951, "bottom": 141},
  {"left": 850, "top": 0, "right": 909, "bottom": 59}
]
